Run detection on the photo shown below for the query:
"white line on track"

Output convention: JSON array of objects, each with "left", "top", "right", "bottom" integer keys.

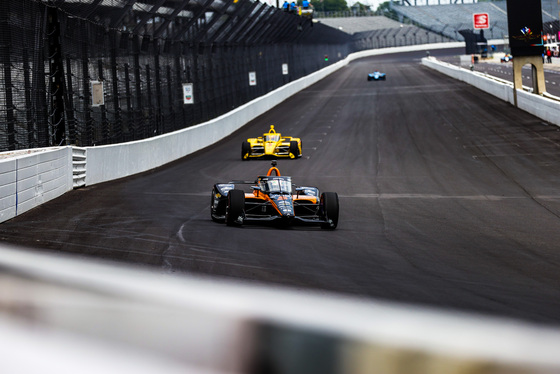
[{"left": 338, "top": 193, "right": 560, "bottom": 200}]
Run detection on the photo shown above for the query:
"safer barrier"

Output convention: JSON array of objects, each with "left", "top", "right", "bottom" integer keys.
[{"left": 1, "top": 243, "right": 560, "bottom": 373}]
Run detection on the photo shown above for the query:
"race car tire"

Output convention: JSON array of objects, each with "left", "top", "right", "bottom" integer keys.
[
  {"left": 226, "top": 189, "right": 245, "bottom": 226},
  {"left": 290, "top": 140, "right": 300, "bottom": 158},
  {"left": 210, "top": 188, "right": 224, "bottom": 222},
  {"left": 320, "top": 192, "right": 339, "bottom": 230},
  {"left": 241, "top": 141, "right": 251, "bottom": 160}
]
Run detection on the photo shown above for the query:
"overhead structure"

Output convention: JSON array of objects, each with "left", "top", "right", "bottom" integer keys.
[
  {"left": 47, "top": 0, "right": 337, "bottom": 45},
  {"left": 506, "top": 0, "right": 545, "bottom": 99}
]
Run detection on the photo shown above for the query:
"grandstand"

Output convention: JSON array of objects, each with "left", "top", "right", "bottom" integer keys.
[
  {"left": 317, "top": 16, "right": 404, "bottom": 33},
  {"left": 319, "top": 1, "right": 559, "bottom": 48},
  {"left": 317, "top": 1, "right": 560, "bottom": 57},
  {"left": 391, "top": 0, "right": 560, "bottom": 41},
  {"left": 317, "top": 16, "right": 454, "bottom": 48}
]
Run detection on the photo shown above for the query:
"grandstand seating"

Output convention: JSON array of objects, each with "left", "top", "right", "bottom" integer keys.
[
  {"left": 317, "top": 16, "right": 404, "bottom": 33},
  {"left": 318, "top": 1, "right": 560, "bottom": 53},
  {"left": 317, "top": 16, "right": 454, "bottom": 47},
  {"left": 392, "top": 0, "right": 559, "bottom": 41}
]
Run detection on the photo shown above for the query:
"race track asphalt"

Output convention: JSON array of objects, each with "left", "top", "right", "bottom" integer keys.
[{"left": 2, "top": 48, "right": 560, "bottom": 325}]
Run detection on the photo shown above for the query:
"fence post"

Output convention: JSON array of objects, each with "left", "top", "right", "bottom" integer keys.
[
  {"left": 47, "top": 5, "right": 67, "bottom": 147},
  {"left": 1, "top": 0, "right": 16, "bottom": 150}
]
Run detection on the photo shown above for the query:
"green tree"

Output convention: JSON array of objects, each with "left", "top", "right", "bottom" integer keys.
[
  {"left": 350, "top": 1, "right": 373, "bottom": 13},
  {"left": 314, "top": 0, "right": 348, "bottom": 12},
  {"left": 375, "top": 1, "right": 398, "bottom": 19}
]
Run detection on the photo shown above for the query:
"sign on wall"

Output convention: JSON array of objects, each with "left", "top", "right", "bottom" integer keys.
[
  {"left": 91, "top": 81, "right": 104, "bottom": 107},
  {"left": 249, "top": 72, "right": 257, "bottom": 86},
  {"left": 473, "top": 13, "right": 489, "bottom": 29},
  {"left": 183, "top": 83, "right": 194, "bottom": 104},
  {"left": 282, "top": 63, "right": 288, "bottom": 75}
]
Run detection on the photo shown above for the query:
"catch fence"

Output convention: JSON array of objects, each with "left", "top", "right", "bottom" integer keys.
[{"left": 0, "top": 0, "right": 351, "bottom": 151}]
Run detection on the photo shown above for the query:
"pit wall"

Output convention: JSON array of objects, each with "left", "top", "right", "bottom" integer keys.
[
  {"left": 1, "top": 242, "right": 560, "bottom": 373},
  {"left": 421, "top": 57, "right": 560, "bottom": 127}
]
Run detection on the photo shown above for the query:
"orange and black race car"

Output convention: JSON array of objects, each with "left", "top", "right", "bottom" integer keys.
[{"left": 210, "top": 161, "right": 338, "bottom": 229}]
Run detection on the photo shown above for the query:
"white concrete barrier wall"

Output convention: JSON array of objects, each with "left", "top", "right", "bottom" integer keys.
[
  {"left": 0, "top": 158, "right": 16, "bottom": 222},
  {"left": 518, "top": 89, "right": 560, "bottom": 125},
  {"left": 421, "top": 57, "right": 560, "bottom": 127},
  {"left": 0, "top": 147, "right": 73, "bottom": 222},
  {"left": 421, "top": 57, "right": 513, "bottom": 103}
]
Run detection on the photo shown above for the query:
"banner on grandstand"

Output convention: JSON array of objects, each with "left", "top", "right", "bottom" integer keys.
[
  {"left": 473, "top": 13, "right": 489, "bottom": 29},
  {"left": 506, "top": 0, "right": 543, "bottom": 56}
]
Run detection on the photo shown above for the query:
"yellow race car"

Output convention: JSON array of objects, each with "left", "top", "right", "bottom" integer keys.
[{"left": 242, "top": 125, "right": 302, "bottom": 160}]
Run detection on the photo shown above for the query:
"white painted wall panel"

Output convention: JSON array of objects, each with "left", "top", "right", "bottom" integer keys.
[
  {"left": 0, "top": 183, "right": 15, "bottom": 199},
  {"left": 0, "top": 147, "right": 73, "bottom": 223},
  {"left": 0, "top": 194, "right": 16, "bottom": 221},
  {"left": 517, "top": 90, "right": 560, "bottom": 125},
  {"left": 0, "top": 160, "right": 17, "bottom": 222},
  {"left": 0, "top": 160, "right": 16, "bottom": 174}
]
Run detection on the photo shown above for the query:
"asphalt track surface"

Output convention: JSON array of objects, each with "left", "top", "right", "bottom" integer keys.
[{"left": 2, "top": 49, "right": 560, "bottom": 325}]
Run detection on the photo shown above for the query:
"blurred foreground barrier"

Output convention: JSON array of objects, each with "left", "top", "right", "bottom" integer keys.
[{"left": 1, "top": 244, "right": 560, "bottom": 374}]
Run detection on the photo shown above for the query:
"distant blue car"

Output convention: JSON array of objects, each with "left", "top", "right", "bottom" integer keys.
[
  {"left": 501, "top": 54, "right": 513, "bottom": 63},
  {"left": 368, "top": 71, "right": 386, "bottom": 81}
]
